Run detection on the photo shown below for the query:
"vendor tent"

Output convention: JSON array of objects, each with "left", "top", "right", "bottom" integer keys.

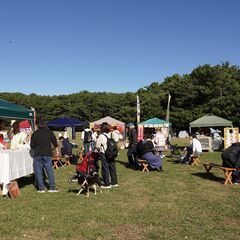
[
  {"left": 91, "top": 116, "right": 125, "bottom": 136},
  {"left": 0, "top": 99, "right": 35, "bottom": 129},
  {"left": 19, "top": 119, "right": 31, "bottom": 129},
  {"left": 189, "top": 114, "right": 232, "bottom": 132},
  {"left": 0, "top": 99, "right": 34, "bottom": 121},
  {"left": 138, "top": 118, "right": 170, "bottom": 128},
  {"left": 47, "top": 117, "right": 87, "bottom": 139}
]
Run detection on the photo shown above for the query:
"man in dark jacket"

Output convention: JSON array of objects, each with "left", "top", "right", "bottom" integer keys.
[
  {"left": 31, "top": 122, "right": 59, "bottom": 193},
  {"left": 222, "top": 142, "right": 240, "bottom": 184},
  {"left": 127, "top": 123, "right": 138, "bottom": 166}
]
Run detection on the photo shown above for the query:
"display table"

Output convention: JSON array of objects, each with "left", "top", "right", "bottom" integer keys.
[{"left": 0, "top": 149, "right": 33, "bottom": 195}]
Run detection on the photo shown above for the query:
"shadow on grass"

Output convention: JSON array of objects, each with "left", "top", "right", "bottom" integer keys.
[
  {"left": 116, "top": 159, "right": 140, "bottom": 171},
  {"left": 192, "top": 172, "right": 225, "bottom": 184},
  {"left": 17, "top": 174, "right": 37, "bottom": 189}
]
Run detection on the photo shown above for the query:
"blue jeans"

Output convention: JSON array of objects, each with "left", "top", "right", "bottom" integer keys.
[{"left": 33, "top": 156, "right": 56, "bottom": 190}]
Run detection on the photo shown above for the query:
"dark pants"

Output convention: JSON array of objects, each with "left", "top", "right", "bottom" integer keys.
[
  {"left": 83, "top": 143, "right": 91, "bottom": 155},
  {"left": 182, "top": 146, "right": 193, "bottom": 163},
  {"left": 127, "top": 145, "right": 137, "bottom": 165},
  {"left": 99, "top": 152, "right": 118, "bottom": 186}
]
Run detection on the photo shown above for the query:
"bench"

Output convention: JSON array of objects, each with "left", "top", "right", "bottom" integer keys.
[
  {"left": 202, "top": 162, "right": 237, "bottom": 185},
  {"left": 138, "top": 159, "right": 149, "bottom": 172}
]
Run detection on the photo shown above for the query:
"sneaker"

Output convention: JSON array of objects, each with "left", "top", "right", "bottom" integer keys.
[
  {"left": 101, "top": 185, "right": 111, "bottom": 189},
  {"left": 37, "top": 190, "right": 45, "bottom": 193},
  {"left": 111, "top": 184, "right": 119, "bottom": 187},
  {"left": 48, "top": 189, "right": 59, "bottom": 193}
]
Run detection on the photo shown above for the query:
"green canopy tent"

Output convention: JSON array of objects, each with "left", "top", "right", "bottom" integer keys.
[
  {"left": 138, "top": 117, "right": 170, "bottom": 128},
  {"left": 0, "top": 99, "right": 35, "bottom": 128},
  {"left": 189, "top": 114, "right": 232, "bottom": 133}
]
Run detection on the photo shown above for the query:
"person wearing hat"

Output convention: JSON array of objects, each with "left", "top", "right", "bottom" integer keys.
[{"left": 127, "top": 123, "right": 138, "bottom": 166}]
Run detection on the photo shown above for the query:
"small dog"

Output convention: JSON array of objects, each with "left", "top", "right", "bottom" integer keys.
[{"left": 76, "top": 172, "right": 102, "bottom": 197}]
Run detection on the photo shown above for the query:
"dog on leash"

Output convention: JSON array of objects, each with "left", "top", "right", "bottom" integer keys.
[{"left": 76, "top": 172, "right": 102, "bottom": 197}]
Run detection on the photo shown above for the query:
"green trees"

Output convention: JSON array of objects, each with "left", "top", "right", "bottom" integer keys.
[{"left": 0, "top": 62, "right": 239, "bottom": 128}]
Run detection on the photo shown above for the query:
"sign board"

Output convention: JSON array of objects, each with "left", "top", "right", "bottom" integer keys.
[{"left": 224, "top": 127, "right": 239, "bottom": 149}]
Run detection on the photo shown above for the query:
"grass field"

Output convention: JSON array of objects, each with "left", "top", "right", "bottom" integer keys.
[{"left": 1, "top": 136, "right": 240, "bottom": 240}]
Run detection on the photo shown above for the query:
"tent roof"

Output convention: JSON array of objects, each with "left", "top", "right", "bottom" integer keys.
[
  {"left": 91, "top": 116, "right": 125, "bottom": 126},
  {"left": 47, "top": 117, "right": 86, "bottom": 128},
  {"left": 0, "top": 99, "right": 34, "bottom": 120},
  {"left": 190, "top": 114, "right": 232, "bottom": 128},
  {"left": 139, "top": 118, "right": 170, "bottom": 128},
  {"left": 19, "top": 119, "right": 31, "bottom": 129}
]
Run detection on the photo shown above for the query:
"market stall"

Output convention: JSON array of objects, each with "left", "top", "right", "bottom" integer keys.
[
  {"left": 47, "top": 117, "right": 87, "bottom": 139},
  {"left": 0, "top": 99, "right": 35, "bottom": 195},
  {"left": 91, "top": 116, "right": 125, "bottom": 138},
  {"left": 138, "top": 117, "right": 171, "bottom": 141},
  {"left": 190, "top": 114, "right": 233, "bottom": 151}
]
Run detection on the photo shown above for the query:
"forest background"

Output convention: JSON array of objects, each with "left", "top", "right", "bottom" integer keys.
[{"left": 1, "top": 62, "right": 239, "bottom": 130}]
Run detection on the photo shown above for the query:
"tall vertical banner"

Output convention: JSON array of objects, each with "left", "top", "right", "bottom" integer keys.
[
  {"left": 137, "top": 95, "right": 140, "bottom": 123},
  {"left": 166, "top": 93, "right": 171, "bottom": 122}
]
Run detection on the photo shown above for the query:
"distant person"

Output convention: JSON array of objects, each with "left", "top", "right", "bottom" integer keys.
[
  {"left": 81, "top": 125, "right": 93, "bottom": 155},
  {"left": 111, "top": 126, "right": 121, "bottom": 143},
  {"left": 63, "top": 128, "right": 68, "bottom": 139},
  {"left": 222, "top": 142, "right": 240, "bottom": 184},
  {"left": 181, "top": 134, "right": 202, "bottom": 164},
  {"left": 127, "top": 123, "right": 138, "bottom": 166},
  {"left": 59, "top": 136, "right": 73, "bottom": 156},
  {"left": 153, "top": 128, "right": 166, "bottom": 157},
  {"left": 91, "top": 128, "right": 98, "bottom": 150},
  {"left": 30, "top": 122, "right": 59, "bottom": 193},
  {"left": 137, "top": 133, "right": 163, "bottom": 172}
]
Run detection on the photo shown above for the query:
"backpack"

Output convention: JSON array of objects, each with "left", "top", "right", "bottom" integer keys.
[
  {"left": 103, "top": 134, "right": 118, "bottom": 161},
  {"left": 84, "top": 130, "right": 92, "bottom": 143}
]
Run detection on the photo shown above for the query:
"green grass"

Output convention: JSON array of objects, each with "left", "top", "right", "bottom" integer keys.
[{"left": 1, "top": 135, "right": 240, "bottom": 239}]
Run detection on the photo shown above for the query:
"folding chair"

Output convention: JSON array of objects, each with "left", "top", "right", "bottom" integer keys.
[
  {"left": 64, "top": 155, "right": 72, "bottom": 166},
  {"left": 52, "top": 155, "right": 61, "bottom": 169},
  {"left": 191, "top": 155, "right": 201, "bottom": 166},
  {"left": 138, "top": 159, "right": 149, "bottom": 172}
]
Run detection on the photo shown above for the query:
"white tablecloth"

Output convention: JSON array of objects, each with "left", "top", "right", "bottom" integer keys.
[{"left": 0, "top": 149, "right": 33, "bottom": 195}]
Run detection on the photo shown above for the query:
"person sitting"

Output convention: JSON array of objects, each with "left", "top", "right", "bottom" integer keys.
[
  {"left": 181, "top": 134, "right": 202, "bottom": 164},
  {"left": 59, "top": 136, "right": 73, "bottom": 157},
  {"left": 137, "top": 133, "right": 163, "bottom": 172},
  {"left": 222, "top": 142, "right": 240, "bottom": 184}
]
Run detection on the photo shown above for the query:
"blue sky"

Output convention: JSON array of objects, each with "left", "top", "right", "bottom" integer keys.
[{"left": 0, "top": 0, "right": 239, "bottom": 95}]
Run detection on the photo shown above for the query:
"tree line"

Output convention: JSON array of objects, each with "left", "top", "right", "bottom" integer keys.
[{"left": 1, "top": 62, "right": 240, "bottom": 129}]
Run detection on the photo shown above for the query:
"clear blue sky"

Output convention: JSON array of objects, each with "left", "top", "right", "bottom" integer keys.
[{"left": 0, "top": 0, "right": 239, "bottom": 95}]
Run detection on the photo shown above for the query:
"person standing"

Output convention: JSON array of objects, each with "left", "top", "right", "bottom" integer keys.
[
  {"left": 81, "top": 125, "right": 93, "bottom": 155},
  {"left": 9, "top": 122, "right": 27, "bottom": 149},
  {"left": 96, "top": 122, "right": 118, "bottom": 188},
  {"left": 127, "top": 123, "right": 138, "bottom": 166},
  {"left": 153, "top": 128, "right": 166, "bottom": 157},
  {"left": 30, "top": 122, "right": 59, "bottom": 193}
]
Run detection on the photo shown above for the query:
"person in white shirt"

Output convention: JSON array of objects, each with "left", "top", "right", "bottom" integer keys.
[
  {"left": 181, "top": 134, "right": 202, "bottom": 164},
  {"left": 111, "top": 126, "right": 121, "bottom": 143},
  {"left": 81, "top": 126, "right": 93, "bottom": 155},
  {"left": 10, "top": 122, "right": 27, "bottom": 150},
  {"left": 153, "top": 128, "right": 166, "bottom": 157}
]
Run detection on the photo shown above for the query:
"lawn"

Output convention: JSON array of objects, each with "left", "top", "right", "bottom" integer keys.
[{"left": 1, "top": 136, "right": 240, "bottom": 240}]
